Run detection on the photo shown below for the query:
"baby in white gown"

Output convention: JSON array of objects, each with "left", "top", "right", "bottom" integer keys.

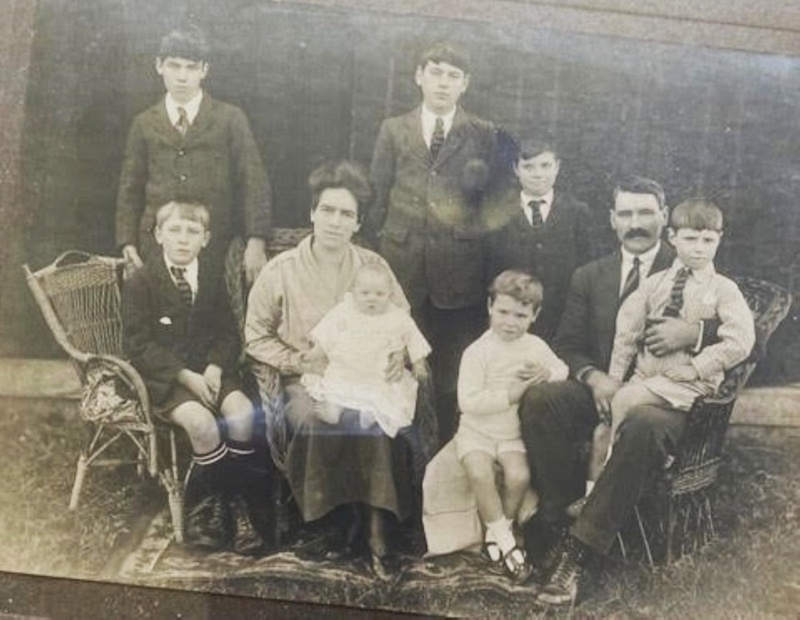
[{"left": 301, "top": 262, "right": 431, "bottom": 437}]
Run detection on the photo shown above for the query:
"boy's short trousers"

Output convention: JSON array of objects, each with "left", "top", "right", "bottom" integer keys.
[
  {"left": 154, "top": 373, "right": 244, "bottom": 423},
  {"left": 454, "top": 424, "right": 526, "bottom": 461}
]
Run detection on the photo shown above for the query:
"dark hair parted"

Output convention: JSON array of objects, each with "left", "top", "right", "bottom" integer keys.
[
  {"left": 489, "top": 270, "right": 544, "bottom": 309},
  {"left": 517, "top": 137, "right": 560, "bottom": 162},
  {"left": 670, "top": 198, "right": 723, "bottom": 232},
  {"left": 308, "top": 160, "right": 373, "bottom": 221},
  {"left": 417, "top": 42, "right": 470, "bottom": 74},
  {"left": 158, "top": 25, "right": 211, "bottom": 62},
  {"left": 613, "top": 175, "right": 666, "bottom": 210}
]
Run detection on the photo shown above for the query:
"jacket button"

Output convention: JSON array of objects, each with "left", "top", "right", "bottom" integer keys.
[
  {"left": 177, "top": 149, "right": 186, "bottom": 156},
  {"left": 179, "top": 174, "right": 188, "bottom": 182}
]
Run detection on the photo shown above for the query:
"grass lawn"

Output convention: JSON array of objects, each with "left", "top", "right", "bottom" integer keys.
[{"left": 0, "top": 400, "right": 798, "bottom": 618}]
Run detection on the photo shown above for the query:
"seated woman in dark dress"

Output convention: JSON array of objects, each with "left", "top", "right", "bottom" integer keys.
[{"left": 245, "top": 161, "right": 417, "bottom": 579}]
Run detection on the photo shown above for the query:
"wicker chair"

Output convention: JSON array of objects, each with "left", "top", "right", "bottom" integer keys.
[
  {"left": 630, "top": 276, "right": 793, "bottom": 566},
  {"left": 24, "top": 251, "right": 184, "bottom": 542}
]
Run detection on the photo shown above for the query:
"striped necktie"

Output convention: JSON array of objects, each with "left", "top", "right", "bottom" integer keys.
[
  {"left": 170, "top": 266, "right": 193, "bottom": 306},
  {"left": 430, "top": 117, "right": 445, "bottom": 161},
  {"left": 175, "top": 106, "right": 190, "bottom": 136},
  {"left": 620, "top": 257, "right": 640, "bottom": 304},
  {"left": 528, "top": 200, "right": 545, "bottom": 229},
  {"left": 663, "top": 267, "right": 691, "bottom": 317}
]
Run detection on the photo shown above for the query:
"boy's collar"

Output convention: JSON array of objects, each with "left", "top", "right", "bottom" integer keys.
[
  {"left": 165, "top": 90, "right": 204, "bottom": 122},
  {"left": 421, "top": 104, "right": 457, "bottom": 123},
  {"left": 163, "top": 254, "right": 199, "bottom": 275},
  {"left": 672, "top": 258, "right": 715, "bottom": 281}
]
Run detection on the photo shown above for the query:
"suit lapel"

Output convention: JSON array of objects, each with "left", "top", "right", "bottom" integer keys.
[
  {"left": 600, "top": 251, "right": 623, "bottom": 314},
  {"left": 433, "top": 107, "right": 468, "bottom": 168},
  {"left": 404, "top": 108, "right": 430, "bottom": 167},
  {"left": 153, "top": 257, "right": 186, "bottom": 313},
  {"left": 186, "top": 95, "right": 219, "bottom": 143},
  {"left": 152, "top": 99, "right": 183, "bottom": 147},
  {"left": 545, "top": 191, "right": 565, "bottom": 232}
]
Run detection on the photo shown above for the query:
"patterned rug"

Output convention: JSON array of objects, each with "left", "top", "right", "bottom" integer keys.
[{"left": 117, "top": 510, "right": 548, "bottom": 618}]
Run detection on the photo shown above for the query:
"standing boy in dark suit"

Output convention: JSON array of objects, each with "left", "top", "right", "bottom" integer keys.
[
  {"left": 368, "top": 42, "right": 498, "bottom": 443},
  {"left": 123, "top": 200, "right": 274, "bottom": 555},
  {"left": 116, "top": 26, "right": 271, "bottom": 285},
  {"left": 485, "top": 138, "right": 594, "bottom": 340}
]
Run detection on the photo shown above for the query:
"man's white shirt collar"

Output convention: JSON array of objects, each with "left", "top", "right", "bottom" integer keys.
[
  {"left": 165, "top": 91, "right": 204, "bottom": 127},
  {"left": 520, "top": 189, "right": 555, "bottom": 223},
  {"left": 421, "top": 105, "right": 457, "bottom": 148}
]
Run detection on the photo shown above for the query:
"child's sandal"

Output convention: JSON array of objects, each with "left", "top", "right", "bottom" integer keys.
[
  {"left": 481, "top": 541, "right": 505, "bottom": 574},
  {"left": 503, "top": 546, "right": 534, "bottom": 585}
]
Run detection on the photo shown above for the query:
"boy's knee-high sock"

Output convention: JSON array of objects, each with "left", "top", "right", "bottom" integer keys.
[
  {"left": 183, "top": 443, "right": 233, "bottom": 549},
  {"left": 227, "top": 440, "right": 277, "bottom": 550},
  {"left": 185, "top": 443, "right": 230, "bottom": 495}
]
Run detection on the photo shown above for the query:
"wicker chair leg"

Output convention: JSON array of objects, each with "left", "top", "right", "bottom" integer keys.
[
  {"left": 634, "top": 505, "right": 655, "bottom": 568},
  {"left": 666, "top": 497, "right": 677, "bottom": 563},
  {"left": 167, "top": 483, "right": 184, "bottom": 544},
  {"left": 169, "top": 430, "right": 180, "bottom": 484},
  {"left": 616, "top": 532, "right": 628, "bottom": 561},
  {"left": 680, "top": 497, "right": 693, "bottom": 557},
  {"left": 148, "top": 432, "right": 158, "bottom": 478},
  {"left": 69, "top": 454, "right": 89, "bottom": 510},
  {"left": 704, "top": 494, "right": 716, "bottom": 540}
]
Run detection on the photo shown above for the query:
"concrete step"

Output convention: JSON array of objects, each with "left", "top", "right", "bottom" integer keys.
[{"left": 0, "top": 358, "right": 798, "bottom": 426}]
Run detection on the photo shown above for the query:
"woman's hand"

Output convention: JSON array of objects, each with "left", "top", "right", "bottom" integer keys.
[
  {"left": 300, "top": 344, "right": 328, "bottom": 375},
  {"left": 411, "top": 358, "right": 430, "bottom": 382},
  {"left": 178, "top": 369, "right": 216, "bottom": 408},
  {"left": 384, "top": 350, "right": 407, "bottom": 383}
]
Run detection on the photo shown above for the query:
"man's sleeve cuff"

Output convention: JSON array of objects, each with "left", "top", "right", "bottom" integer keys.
[
  {"left": 690, "top": 320, "right": 704, "bottom": 354},
  {"left": 576, "top": 365, "right": 596, "bottom": 383}
]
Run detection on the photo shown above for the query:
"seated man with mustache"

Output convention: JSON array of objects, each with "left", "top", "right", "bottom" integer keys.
[{"left": 519, "top": 176, "right": 720, "bottom": 606}]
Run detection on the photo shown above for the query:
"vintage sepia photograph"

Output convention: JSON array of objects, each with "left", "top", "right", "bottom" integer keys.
[{"left": 1, "top": 1, "right": 798, "bottom": 617}]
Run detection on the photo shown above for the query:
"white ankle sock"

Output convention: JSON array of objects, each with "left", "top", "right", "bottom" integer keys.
[{"left": 486, "top": 517, "right": 516, "bottom": 554}]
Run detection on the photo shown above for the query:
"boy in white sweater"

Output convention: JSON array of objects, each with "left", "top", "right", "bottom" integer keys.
[{"left": 455, "top": 270, "right": 568, "bottom": 583}]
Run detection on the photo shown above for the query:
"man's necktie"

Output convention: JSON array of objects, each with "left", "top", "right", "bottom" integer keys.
[
  {"left": 620, "top": 257, "right": 641, "bottom": 304},
  {"left": 528, "top": 200, "right": 545, "bottom": 229},
  {"left": 175, "top": 106, "right": 190, "bottom": 136},
  {"left": 170, "top": 266, "right": 193, "bottom": 306},
  {"left": 430, "top": 117, "right": 445, "bottom": 161},
  {"left": 663, "top": 267, "right": 691, "bottom": 317}
]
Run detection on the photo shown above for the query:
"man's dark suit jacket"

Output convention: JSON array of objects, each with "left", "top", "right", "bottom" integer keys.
[
  {"left": 122, "top": 256, "right": 240, "bottom": 405},
  {"left": 485, "top": 186, "right": 594, "bottom": 340},
  {"left": 116, "top": 95, "right": 271, "bottom": 269},
  {"left": 553, "top": 243, "right": 675, "bottom": 378},
  {"left": 368, "top": 106, "right": 497, "bottom": 310}
]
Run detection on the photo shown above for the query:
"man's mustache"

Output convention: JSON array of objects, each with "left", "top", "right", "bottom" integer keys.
[{"left": 625, "top": 229, "right": 652, "bottom": 239}]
